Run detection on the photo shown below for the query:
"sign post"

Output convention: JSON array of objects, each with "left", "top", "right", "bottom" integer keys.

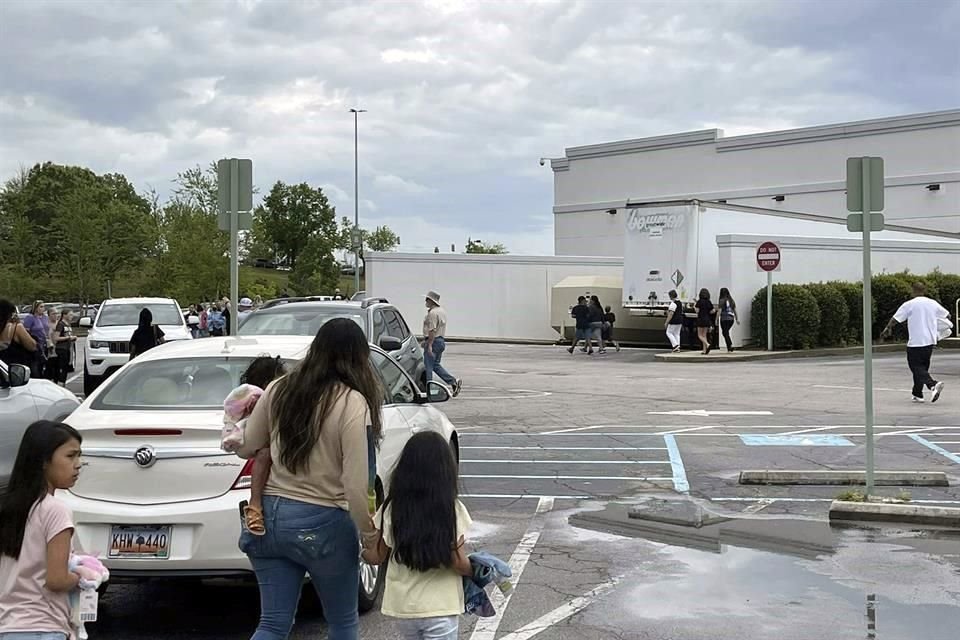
[
  {"left": 756, "top": 241, "right": 781, "bottom": 351},
  {"left": 846, "top": 156, "right": 884, "bottom": 496},
  {"left": 217, "top": 158, "right": 253, "bottom": 336}
]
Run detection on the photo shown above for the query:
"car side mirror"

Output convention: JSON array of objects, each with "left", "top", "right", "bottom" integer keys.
[
  {"left": 8, "top": 364, "right": 30, "bottom": 387},
  {"left": 426, "top": 380, "right": 450, "bottom": 403},
  {"left": 379, "top": 336, "right": 403, "bottom": 352},
  {"left": 79, "top": 317, "right": 92, "bottom": 328}
]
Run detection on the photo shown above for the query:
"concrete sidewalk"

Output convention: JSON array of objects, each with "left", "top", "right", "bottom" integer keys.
[{"left": 655, "top": 337, "right": 959, "bottom": 362}]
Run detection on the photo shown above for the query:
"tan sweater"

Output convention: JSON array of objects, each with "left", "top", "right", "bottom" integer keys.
[{"left": 237, "top": 380, "right": 377, "bottom": 545}]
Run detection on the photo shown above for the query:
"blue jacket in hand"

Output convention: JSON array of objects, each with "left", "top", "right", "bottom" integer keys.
[{"left": 463, "top": 551, "right": 512, "bottom": 617}]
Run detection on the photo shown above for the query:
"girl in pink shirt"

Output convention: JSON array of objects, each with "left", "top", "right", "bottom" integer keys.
[{"left": 0, "top": 421, "right": 85, "bottom": 640}]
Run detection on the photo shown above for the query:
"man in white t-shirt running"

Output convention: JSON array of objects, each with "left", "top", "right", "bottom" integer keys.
[{"left": 881, "top": 281, "right": 951, "bottom": 403}]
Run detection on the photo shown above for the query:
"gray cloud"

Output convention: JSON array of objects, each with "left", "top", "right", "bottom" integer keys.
[{"left": 1, "top": 0, "right": 957, "bottom": 255}]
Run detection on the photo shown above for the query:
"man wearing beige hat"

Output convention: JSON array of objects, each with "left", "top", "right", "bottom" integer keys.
[{"left": 423, "top": 290, "right": 462, "bottom": 396}]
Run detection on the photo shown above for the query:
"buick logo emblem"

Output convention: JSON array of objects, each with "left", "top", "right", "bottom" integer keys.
[{"left": 134, "top": 446, "right": 157, "bottom": 469}]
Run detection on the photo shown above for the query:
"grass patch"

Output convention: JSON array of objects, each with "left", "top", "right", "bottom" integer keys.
[{"left": 835, "top": 489, "right": 867, "bottom": 502}]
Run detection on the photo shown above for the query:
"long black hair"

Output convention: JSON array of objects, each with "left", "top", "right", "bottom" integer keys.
[
  {"left": 0, "top": 421, "right": 82, "bottom": 559},
  {"left": 590, "top": 295, "right": 602, "bottom": 309},
  {"left": 718, "top": 287, "right": 736, "bottom": 309},
  {"left": 270, "top": 318, "right": 383, "bottom": 474},
  {"left": 0, "top": 299, "right": 15, "bottom": 327},
  {"left": 384, "top": 431, "right": 459, "bottom": 572},
  {"left": 699, "top": 288, "right": 711, "bottom": 300}
]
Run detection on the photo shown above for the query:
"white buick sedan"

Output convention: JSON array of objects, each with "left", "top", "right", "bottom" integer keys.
[{"left": 60, "top": 335, "right": 459, "bottom": 611}]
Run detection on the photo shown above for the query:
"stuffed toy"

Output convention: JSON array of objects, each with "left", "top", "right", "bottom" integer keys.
[
  {"left": 220, "top": 384, "right": 264, "bottom": 452},
  {"left": 69, "top": 553, "right": 110, "bottom": 639}
]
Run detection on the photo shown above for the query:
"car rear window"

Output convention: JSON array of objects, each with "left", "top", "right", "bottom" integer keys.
[
  {"left": 238, "top": 310, "right": 365, "bottom": 337},
  {"left": 91, "top": 357, "right": 288, "bottom": 410},
  {"left": 97, "top": 303, "right": 182, "bottom": 327}
]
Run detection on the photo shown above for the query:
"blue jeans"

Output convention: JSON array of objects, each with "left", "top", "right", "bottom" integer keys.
[
  {"left": 239, "top": 496, "right": 360, "bottom": 640},
  {"left": 0, "top": 634, "right": 68, "bottom": 640},
  {"left": 424, "top": 337, "right": 456, "bottom": 386},
  {"left": 394, "top": 615, "right": 459, "bottom": 639}
]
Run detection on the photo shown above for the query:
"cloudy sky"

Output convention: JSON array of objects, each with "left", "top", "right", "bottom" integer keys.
[{"left": 1, "top": 0, "right": 958, "bottom": 255}]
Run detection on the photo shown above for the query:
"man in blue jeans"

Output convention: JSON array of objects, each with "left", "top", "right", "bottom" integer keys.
[{"left": 423, "top": 290, "right": 462, "bottom": 397}]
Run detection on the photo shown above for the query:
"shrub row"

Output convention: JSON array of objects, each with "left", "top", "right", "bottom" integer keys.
[{"left": 750, "top": 270, "right": 959, "bottom": 350}]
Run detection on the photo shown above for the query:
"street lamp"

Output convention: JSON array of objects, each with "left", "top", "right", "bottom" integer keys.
[{"left": 350, "top": 107, "right": 367, "bottom": 294}]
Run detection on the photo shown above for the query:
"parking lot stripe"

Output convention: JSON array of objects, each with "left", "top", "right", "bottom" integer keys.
[
  {"left": 461, "top": 475, "right": 673, "bottom": 480},
  {"left": 908, "top": 434, "right": 960, "bottom": 465},
  {"left": 462, "top": 494, "right": 589, "bottom": 499},
  {"left": 663, "top": 434, "right": 689, "bottom": 493},
  {"left": 711, "top": 497, "right": 960, "bottom": 505},
  {"left": 461, "top": 460, "right": 671, "bottom": 465},
  {"left": 460, "top": 446, "right": 669, "bottom": 451},
  {"left": 469, "top": 497, "right": 554, "bottom": 640},
  {"left": 497, "top": 576, "right": 623, "bottom": 640}
]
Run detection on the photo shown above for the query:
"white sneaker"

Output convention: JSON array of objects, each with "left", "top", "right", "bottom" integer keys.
[
  {"left": 931, "top": 381, "right": 945, "bottom": 403},
  {"left": 911, "top": 396, "right": 925, "bottom": 403}
]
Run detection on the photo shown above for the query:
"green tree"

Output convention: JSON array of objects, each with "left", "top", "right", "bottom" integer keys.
[
  {"left": 366, "top": 225, "right": 400, "bottom": 252},
  {"left": 153, "top": 200, "right": 229, "bottom": 303},
  {"left": 466, "top": 238, "right": 508, "bottom": 254},
  {"left": 259, "top": 182, "right": 338, "bottom": 269}
]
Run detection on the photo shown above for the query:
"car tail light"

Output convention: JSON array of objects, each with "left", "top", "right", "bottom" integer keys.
[
  {"left": 114, "top": 429, "right": 183, "bottom": 436},
  {"left": 232, "top": 459, "right": 256, "bottom": 490}
]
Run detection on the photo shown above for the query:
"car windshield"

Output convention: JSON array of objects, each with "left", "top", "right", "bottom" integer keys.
[
  {"left": 92, "top": 357, "right": 287, "bottom": 410},
  {"left": 97, "top": 303, "right": 182, "bottom": 327},
  {"left": 238, "top": 309, "right": 366, "bottom": 337}
]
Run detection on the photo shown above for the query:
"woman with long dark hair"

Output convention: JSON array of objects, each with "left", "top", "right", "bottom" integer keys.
[
  {"left": 0, "top": 299, "right": 37, "bottom": 367},
  {"left": 588, "top": 295, "right": 606, "bottom": 354},
  {"left": 236, "top": 318, "right": 385, "bottom": 640},
  {"left": 0, "top": 421, "right": 84, "bottom": 639},
  {"left": 717, "top": 288, "right": 740, "bottom": 353},
  {"left": 129, "top": 308, "right": 164, "bottom": 359},
  {"left": 695, "top": 288, "right": 716, "bottom": 355},
  {"left": 363, "top": 431, "right": 472, "bottom": 639}
]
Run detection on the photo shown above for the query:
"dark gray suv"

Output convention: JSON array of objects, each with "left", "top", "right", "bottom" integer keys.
[{"left": 237, "top": 298, "right": 426, "bottom": 389}]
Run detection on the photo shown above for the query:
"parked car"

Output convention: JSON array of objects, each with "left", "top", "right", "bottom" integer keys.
[
  {"left": 0, "top": 359, "right": 81, "bottom": 492},
  {"left": 238, "top": 298, "right": 426, "bottom": 388},
  {"left": 80, "top": 297, "right": 193, "bottom": 396},
  {"left": 60, "top": 335, "right": 456, "bottom": 611},
  {"left": 252, "top": 257, "right": 277, "bottom": 269}
]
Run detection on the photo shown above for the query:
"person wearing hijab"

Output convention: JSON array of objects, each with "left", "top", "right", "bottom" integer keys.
[{"left": 129, "top": 308, "right": 165, "bottom": 359}]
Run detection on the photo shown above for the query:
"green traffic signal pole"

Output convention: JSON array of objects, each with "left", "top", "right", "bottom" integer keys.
[{"left": 860, "top": 159, "right": 875, "bottom": 497}]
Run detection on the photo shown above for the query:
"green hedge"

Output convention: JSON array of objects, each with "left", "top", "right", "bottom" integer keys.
[
  {"left": 751, "top": 269, "right": 957, "bottom": 350},
  {"left": 804, "top": 283, "right": 849, "bottom": 347},
  {"left": 751, "top": 284, "right": 820, "bottom": 350}
]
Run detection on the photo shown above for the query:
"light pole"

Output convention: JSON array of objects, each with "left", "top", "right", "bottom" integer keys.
[{"left": 350, "top": 108, "right": 366, "bottom": 295}]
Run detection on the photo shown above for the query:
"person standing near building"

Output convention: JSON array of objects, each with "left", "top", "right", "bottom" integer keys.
[
  {"left": 716, "top": 288, "right": 740, "bottom": 353},
  {"left": 588, "top": 295, "right": 606, "bottom": 354},
  {"left": 603, "top": 305, "right": 621, "bottom": 352},
  {"left": 881, "top": 281, "right": 950, "bottom": 403},
  {"left": 695, "top": 288, "right": 715, "bottom": 355},
  {"left": 567, "top": 296, "right": 590, "bottom": 354},
  {"left": 664, "top": 290, "right": 684, "bottom": 352},
  {"left": 423, "top": 291, "right": 462, "bottom": 397}
]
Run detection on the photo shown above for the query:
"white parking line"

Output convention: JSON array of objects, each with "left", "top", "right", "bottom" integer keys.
[
  {"left": 908, "top": 434, "right": 960, "bottom": 465},
  {"left": 469, "top": 497, "right": 554, "bottom": 640},
  {"left": 497, "top": 576, "right": 623, "bottom": 640},
  {"left": 664, "top": 434, "right": 689, "bottom": 493},
  {"left": 66, "top": 373, "right": 82, "bottom": 385},
  {"left": 711, "top": 497, "right": 960, "bottom": 505},
  {"left": 460, "top": 446, "right": 669, "bottom": 451},
  {"left": 461, "top": 460, "right": 670, "bottom": 465},
  {"left": 461, "top": 475, "right": 673, "bottom": 481},
  {"left": 462, "top": 494, "right": 589, "bottom": 499}
]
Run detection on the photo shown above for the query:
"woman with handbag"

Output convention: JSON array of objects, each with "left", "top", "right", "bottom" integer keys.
[{"left": 129, "top": 308, "right": 165, "bottom": 359}]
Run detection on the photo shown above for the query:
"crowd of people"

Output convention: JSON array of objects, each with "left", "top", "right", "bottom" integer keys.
[{"left": 0, "top": 300, "right": 77, "bottom": 385}]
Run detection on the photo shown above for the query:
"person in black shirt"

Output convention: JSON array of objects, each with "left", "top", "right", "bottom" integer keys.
[
  {"left": 567, "top": 296, "right": 591, "bottom": 354},
  {"left": 129, "top": 308, "right": 165, "bottom": 359},
  {"left": 664, "top": 290, "right": 684, "bottom": 352},
  {"left": 603, "top": 306, "right": 621, "bottom": 352},
  {"left": 695, "top": 288, "right": 716, "bottom": 355}
]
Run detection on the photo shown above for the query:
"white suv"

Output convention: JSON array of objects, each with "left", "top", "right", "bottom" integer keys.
[{"left": 81, "top": 297, "right": 192, "bottom": 396}]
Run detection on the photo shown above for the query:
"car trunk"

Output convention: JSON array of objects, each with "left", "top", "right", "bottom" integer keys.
[{"left": 70, "top": 410, "right": 250, "bottom": 506}]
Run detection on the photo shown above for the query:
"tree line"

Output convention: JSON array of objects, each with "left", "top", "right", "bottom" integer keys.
[{"left": 0, "top": 162, "right": 404, "bottom": 304}]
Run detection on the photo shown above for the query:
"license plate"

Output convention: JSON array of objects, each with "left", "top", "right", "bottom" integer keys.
[{"left": 108, "top": 525, "right": 171, "bottom": 559}]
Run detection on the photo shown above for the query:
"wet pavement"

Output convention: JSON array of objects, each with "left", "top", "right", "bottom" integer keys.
[{"left": 73, "top": 343, "right": 960, "bottom": 639}]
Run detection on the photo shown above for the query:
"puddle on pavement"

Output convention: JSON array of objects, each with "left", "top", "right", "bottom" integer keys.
[{"left": 571, "top": 505, "right": 960, "bottom": 639}]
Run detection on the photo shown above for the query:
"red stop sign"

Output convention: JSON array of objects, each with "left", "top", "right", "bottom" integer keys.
[{"left": 756, "top": 241, "right": 781, "bottom": 272}]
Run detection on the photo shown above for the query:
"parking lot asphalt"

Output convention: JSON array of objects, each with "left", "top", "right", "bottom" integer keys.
[{"left": 73, "top": 342, "right": 960, "bottom": 640}]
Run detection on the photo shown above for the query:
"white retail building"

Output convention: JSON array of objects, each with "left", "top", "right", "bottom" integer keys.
[{"left": 369, "top": 110, "right": 960, "bottom": 344}]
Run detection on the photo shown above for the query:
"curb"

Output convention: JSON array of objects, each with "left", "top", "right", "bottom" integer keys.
[
  {"left": 739, "top": 470, "right": 949, "bottom": 487},
  {"left": 828, "top": 500, "right": 960, "bottom": 527}
]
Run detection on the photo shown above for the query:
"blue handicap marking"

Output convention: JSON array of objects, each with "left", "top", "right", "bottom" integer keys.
[{"left": 739, "top": 434, "right": 855, "bottom": 447}]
